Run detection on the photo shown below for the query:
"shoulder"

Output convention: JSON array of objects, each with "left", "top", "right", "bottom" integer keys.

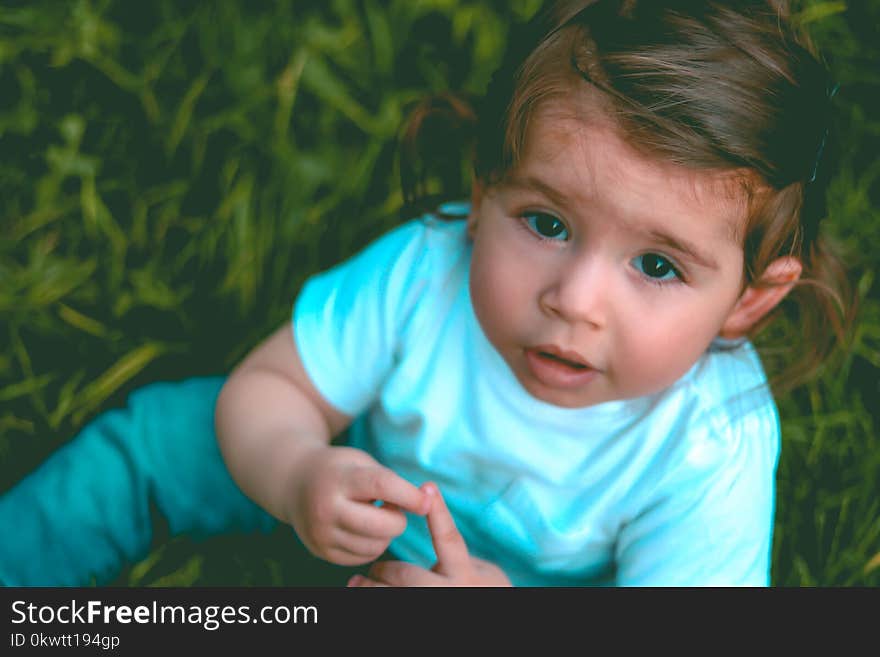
[
  {"left": 614, "top": 342, "right": 780, "bottom": 585},
  {"left": 653, "top": 339, "right": 781, "bottom": 493},
  {"left": 289, "top": 209, "right": 469, "bottom": 415},
  {"left": 688, "top": 339, "right": 780, "bottom": 451},
  {"left": 363, "top": 208, "right": 469, "bottom": 279},
  {"left": 383, "top": 206, "right": 471, "bottom": 307},
  {"left": 300, "top": 209, "right": 469, "bottom": 302}
]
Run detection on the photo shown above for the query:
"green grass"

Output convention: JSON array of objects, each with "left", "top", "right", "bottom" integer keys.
[{"left": 1, "top": 0, "right": 878, "bottom": 586}]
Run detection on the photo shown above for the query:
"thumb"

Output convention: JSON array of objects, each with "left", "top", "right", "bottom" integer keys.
[{"left": 423, "top": 483, "right": 470, "bottom": 576}]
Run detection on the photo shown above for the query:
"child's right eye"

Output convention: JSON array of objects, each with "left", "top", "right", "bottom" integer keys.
[{"left": 523, "top": 212, "right": 569, "bottom": 241}]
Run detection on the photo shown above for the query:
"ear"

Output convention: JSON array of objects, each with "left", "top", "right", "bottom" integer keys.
[
  {"left": 720, "top": 256, "right": 802, "bottom": 339},
  {"left": 466, "top": 178, "right": 483, "bottom": 239}
]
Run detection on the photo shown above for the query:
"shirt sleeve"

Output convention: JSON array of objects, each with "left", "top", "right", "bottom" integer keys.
[
  {"left": 614, "top": 400, "right": 781, "bottom": 586},
  {"left": 292, "top": 220, "right": 431, "bottom": 416}
]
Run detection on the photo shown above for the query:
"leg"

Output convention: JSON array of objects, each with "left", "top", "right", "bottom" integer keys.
[{"left": 0, "top": 377, "right": 276, "bottom": 586}]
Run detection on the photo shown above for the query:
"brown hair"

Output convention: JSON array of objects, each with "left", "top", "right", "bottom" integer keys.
[{"left": 400, "top": 0, "right": 853, "bottom": 390}]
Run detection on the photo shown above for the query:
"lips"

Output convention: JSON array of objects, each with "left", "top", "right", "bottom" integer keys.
[
  {"left": 537, "top": 351, "right": 588, "bottom": 369},
  {"left": 524, "top": 345, "right": 599, "bottom": 389},
  {"left": 531, "top": 345, "right": 594, "bottom": 370}
]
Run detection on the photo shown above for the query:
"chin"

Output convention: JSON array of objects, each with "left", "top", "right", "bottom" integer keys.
[{"left": 521, "top": 379, "right": 604, "bottom": 409}]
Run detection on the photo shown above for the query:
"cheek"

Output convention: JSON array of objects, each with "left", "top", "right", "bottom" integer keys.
[
  {"left": 469, "top": 241, "right": 529, "bottom": 337},
  {"left": 613, "top": 299, "right": 729, "bottom": 392}
]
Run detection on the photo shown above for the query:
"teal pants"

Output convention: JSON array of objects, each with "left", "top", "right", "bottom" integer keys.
[{"left": 0, "top": 377, "right": 280, "bottom": 585}]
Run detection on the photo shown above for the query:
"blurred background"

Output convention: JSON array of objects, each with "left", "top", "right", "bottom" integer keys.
[{"left": 1, "top": 0, "right": 877, "bottom": 585}]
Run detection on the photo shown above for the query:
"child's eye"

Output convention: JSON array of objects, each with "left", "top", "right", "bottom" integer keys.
[
  {"left": 632, "top": 253, "right": 681, "bottom": 283},
  {"left": 523, "top": 212, "right": 569, "bottom": 241}
]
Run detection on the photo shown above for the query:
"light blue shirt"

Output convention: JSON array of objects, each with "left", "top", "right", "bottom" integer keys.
[{"left": 293, "top": 211, "right": 780, "bottom": 586}]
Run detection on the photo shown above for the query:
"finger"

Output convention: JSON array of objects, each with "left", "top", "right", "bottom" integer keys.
[
  {"left": 337, "top": 503, "right": 407, "bottom": 540},
  {"left": 348, "top": 466, "right": 430, "bottom": 515},
  {"left": 330, "top": 529, "right": 390, "bottom": 561},
  {"left": 423, "top": 483, "right": 471, "bottom": 576},
  {"left": 368, "top": 560, "right": 445, "bottom": 587},
  {"left": 323, "top": 545, "right": 378, "bottom": 567},
  {"left": 347, "top": 575, "right": 388, "bottom": 587}
]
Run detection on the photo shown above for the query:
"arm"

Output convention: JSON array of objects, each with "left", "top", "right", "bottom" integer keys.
[
  {"left": 215, "top": 322, "right": 430, "bottom": 566},
  {"left": 215, "top": 323, "right": 347, "bottom": 522}
]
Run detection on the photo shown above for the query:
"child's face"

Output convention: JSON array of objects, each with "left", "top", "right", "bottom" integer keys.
[{"left": 468, "top": 105, "right": 751, "bottom": 408}]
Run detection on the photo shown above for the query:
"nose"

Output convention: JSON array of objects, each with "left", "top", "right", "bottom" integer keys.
[{"left": 538, "top": 253, "right": 607, "bottom": 328}]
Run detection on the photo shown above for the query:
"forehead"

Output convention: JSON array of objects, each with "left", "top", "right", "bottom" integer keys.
[{"left": 507, "top": 100, "right": 750, "bottom": 244}]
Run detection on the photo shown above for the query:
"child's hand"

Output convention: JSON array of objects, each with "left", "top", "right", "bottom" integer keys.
[
  {"left": 347, "top": 482, "right": 513, "bottom": 587},
  {"left": 289, "top": 446, "right": 431, "bottom": 566}
]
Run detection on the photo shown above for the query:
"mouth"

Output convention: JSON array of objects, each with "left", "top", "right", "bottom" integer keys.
[
  {"left": 536, "top": 351, "right": 589, "bottom": 370},
  {"left": 530, "top": 346, "right": 595, "bottom": 371},
  {"left": 523, "top": 345, "right": 600, "bottom": 390}
]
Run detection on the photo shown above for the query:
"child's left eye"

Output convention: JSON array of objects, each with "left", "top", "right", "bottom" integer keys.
[
  {"left": 632, "top": 253, "right": 681, "bottom": 283},
  {"left": 523, "top": 213, "right": 569, "bottom": 241}
]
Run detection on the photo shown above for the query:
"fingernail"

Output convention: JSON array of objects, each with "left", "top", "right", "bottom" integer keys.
[
  {"left": 421, "top": 483, "right": 437, "bottom": 513},
  {"left": 347, "top": 575, "right": 363, "bottom": 587}
]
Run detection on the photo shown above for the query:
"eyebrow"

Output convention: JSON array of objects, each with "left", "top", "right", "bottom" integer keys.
[
  {"left": 502, "top": 174, "right": 720, "bottom": 270},
  {"left": 643, "top": 230, "right": 719, "bottom": 270},
  {"left": 503, "top": 174, "right": 572, "bottom": 210}
]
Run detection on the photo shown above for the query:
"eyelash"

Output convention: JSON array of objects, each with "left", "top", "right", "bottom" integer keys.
[
  {"left": 517, "top": 210, "right": 688, "bottom": 287},
  {"left": 634, "top": 253, "right": 686, "bottom": 287},
  {"left": 519, "top": 211, "right": 570, "bottom": 243}
]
